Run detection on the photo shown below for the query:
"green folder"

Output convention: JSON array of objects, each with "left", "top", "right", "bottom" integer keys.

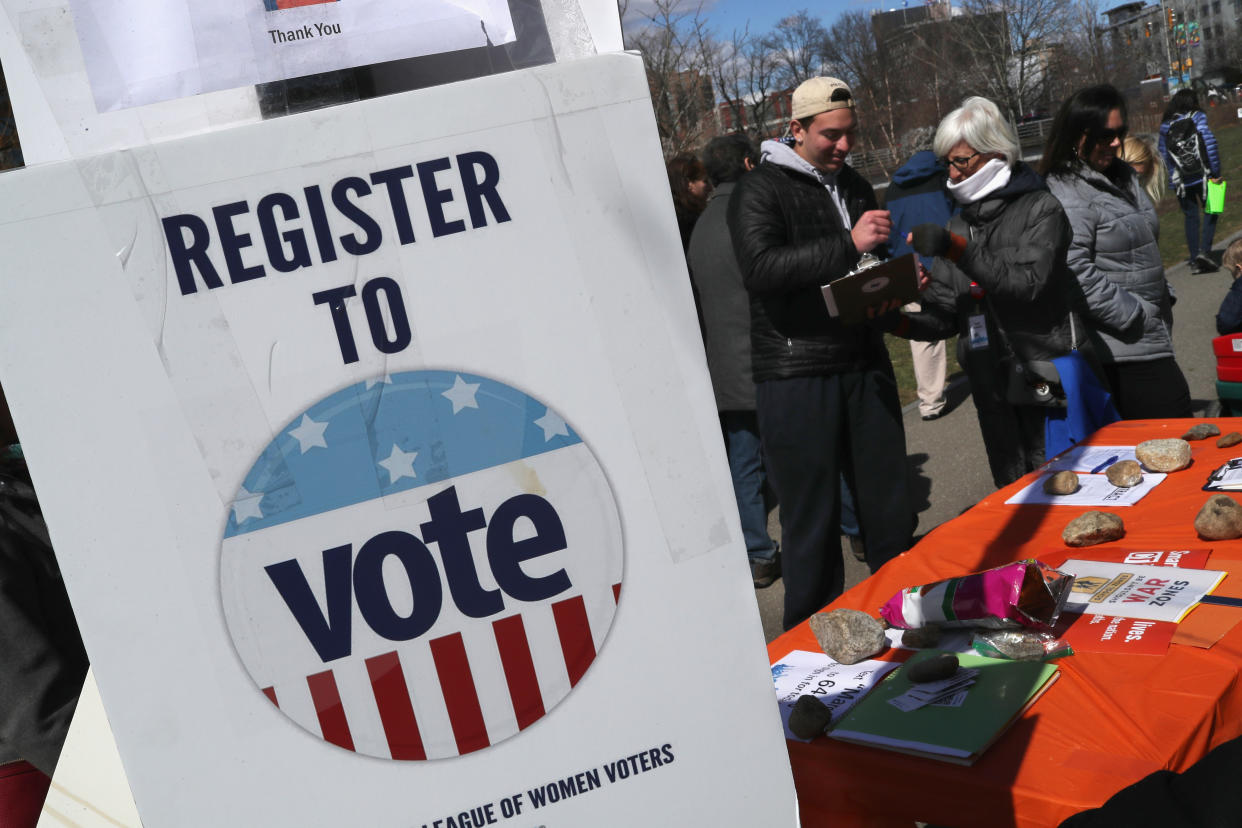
[
  {"left": 829, "top": 650, "right": 1059, "bottom": 765},
  {"left": 1206, "top": 179, "right": 1227, "bottom": 214}
]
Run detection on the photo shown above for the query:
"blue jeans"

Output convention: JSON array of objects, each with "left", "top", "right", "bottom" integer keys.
[
  {"left": 721, "top": 411, "right": 777, "bottom": 563},
  {"left": 839, "top": 473, "right": 859, "bottom": 537},
  {"left": 1180, "top": 182, "right": 1218, "bottom": 261}
]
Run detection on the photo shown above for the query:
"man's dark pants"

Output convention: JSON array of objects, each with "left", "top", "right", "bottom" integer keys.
[{"left": 756, "top": 365, "right": 915, "bottom": 630}]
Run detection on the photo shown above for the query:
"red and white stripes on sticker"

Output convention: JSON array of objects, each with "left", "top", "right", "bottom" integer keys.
[{"left": 261, "top": 584, "right": 621, "bottom": 759}]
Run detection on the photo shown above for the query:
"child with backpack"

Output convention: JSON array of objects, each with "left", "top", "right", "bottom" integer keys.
[{"left": 1159, "top": 89, "right": 1223, "bottom": 274}]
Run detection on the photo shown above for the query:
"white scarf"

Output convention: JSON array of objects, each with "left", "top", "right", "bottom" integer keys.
[{"left": 947, "top": 158, "right": 1012, "bottom": 204}]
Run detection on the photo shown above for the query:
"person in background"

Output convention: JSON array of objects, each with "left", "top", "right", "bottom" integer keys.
[
  {"left": 884, "top": 147, "right": 953, "bottom": 422},
  {"left": 1215, "top": 238, "right": 1242, "bottom": 335},
  {"left": 1042, "top": 84, "right": 1193, "bottom": 420},
  {"left": 1121, "top": 134, "right": 1182, "bottom": 346},
  {"left": 687, "top": 134, "right": 780, "bottom": 588},
  {"left": 728, "top": 76, "right": 914, "bottom": 630},
  {"left": 1121, "top": 135, "right": 1166, "bottom": 206},
  {"left": 0, "top": 382, "right": 88, "bottom": 828},
  {"left": 887, "top": 97, "right": 1104, "bottom": 488},
  {"left": 1159, "top": 89, "right": 1222, "bottom": 274},
  {"left": 1058, "top": 734, "right": 1242, "bottom": 828},
  {"left": 667, "top": 153, "right": 711, "bottom": 252}
]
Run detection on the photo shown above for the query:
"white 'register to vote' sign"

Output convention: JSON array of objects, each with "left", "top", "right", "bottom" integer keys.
[{"left": 0, "top": 54, "right": 796, "bottom": 826}]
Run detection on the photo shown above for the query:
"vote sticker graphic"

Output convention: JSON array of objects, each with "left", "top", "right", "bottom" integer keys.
[{"left": 220, "top": 371, "right": 624, "bottom": 760}]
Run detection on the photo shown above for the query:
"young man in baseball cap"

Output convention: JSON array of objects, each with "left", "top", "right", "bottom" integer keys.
[{"left": 726, "top": 77, "right": 915, "bottom": 630}]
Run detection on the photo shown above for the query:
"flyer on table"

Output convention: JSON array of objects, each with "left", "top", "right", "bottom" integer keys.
[
  {"left": 67, "top": 0, "right": 518, "bottom": 110},
  {"left": 1055, "top": 614, "right": 1176, "bottom": 655},
  {"left": 771, "top": 650, "right": 899, "bottom": 742},
  {"left": 1060, "top": 559, "right": 1228, "bottom": 622},
  {"left": 1042, "top": 547, "right": 1213, "bottom": 570},
  {"left": 1005, "top": 471, "right": 1165, "bottom": 507},
  {"left": 0, "top": 54, "right": 796, "bottom": 826}
]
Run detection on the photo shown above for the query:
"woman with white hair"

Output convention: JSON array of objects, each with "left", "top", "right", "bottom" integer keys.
[{"left": 886, "top": 96, "right": 1104, "bottom": 487}]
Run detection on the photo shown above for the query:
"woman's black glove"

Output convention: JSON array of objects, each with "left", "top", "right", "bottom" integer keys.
[{"left": 910, "top": 224, "right": 968, "bottom": 262}]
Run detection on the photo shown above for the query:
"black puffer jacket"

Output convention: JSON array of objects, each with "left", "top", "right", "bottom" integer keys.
[
  {"left": 727, "top": 149, "right": 889, "bottom": 382},
  {"left": 902, "top": 162, "right": 1086, "bottom": 364}
]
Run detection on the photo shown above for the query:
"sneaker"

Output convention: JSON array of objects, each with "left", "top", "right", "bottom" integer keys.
[
  {"left": 1195, "top": 254, "right": 1219, "bottom": 273},
  {"left": 847, "top": 535, "right": 866, "bottom": 562},
  {"left": 750, "top": 550, "right": 781, "bottom": 589},
  {"left": 921, "top": 410, "right": 943, "bottom": 421}
]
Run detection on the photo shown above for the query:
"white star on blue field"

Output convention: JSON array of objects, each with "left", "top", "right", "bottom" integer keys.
[{"left": 224, "top": 371, "right": 581, "bottom": 538}]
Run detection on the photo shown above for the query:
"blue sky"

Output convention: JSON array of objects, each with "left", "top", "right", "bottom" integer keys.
[{"left": 638, "top": 0, "right": 906, "bottom": 39}]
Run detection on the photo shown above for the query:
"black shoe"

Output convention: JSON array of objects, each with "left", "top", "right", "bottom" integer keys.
[
  {"left": 847, "top": 535, "right": 866, "bottom": 562},
  {"left": 1195, "top": 254, "right": 1219, "bottom": 273},
  {"left": 750, "top": 550, "right": 781, "bottom": 589},
  {"left": 921, "top": 410, "right": 943, "bottom": 421}
]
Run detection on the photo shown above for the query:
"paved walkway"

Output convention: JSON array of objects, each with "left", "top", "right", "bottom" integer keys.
[{"left": 754, "top": 240, "right": 1238, "bottom": 642}]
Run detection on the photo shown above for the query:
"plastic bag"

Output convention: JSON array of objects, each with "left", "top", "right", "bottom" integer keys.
[{"left": 972, "top": 630, "right": 1073, "bottom": 661}]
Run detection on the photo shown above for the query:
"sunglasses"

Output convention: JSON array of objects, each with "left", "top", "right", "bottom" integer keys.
[
  {"left": 1089, "top": 126, "right": 1128, "bottom": 144},
  {"left": 942, "top": 151, "right": 981, "bottom": 170}
]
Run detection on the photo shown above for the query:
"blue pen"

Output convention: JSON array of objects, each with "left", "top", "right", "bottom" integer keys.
[
  {"left": 1089, "top": 455, "right": 1119, "bottom": 474},
  {"left": 1200, "top": 595, "right": 1242, "bottom": 609}
]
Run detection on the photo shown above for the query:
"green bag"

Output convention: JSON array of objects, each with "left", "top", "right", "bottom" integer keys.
[{"left": 1206, "top": 179, "right": 1227, "bottom": 214}]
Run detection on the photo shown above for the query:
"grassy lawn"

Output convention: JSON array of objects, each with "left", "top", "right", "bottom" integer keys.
[
  {"left": 886, "top": 334, "right": 957, "bottom": 407},
  {"left": 886, "top": 334, "right": 919, "bottom": 406},
  {"left": 1157, "top": 115, "right": 1242, "bottom": 267}
]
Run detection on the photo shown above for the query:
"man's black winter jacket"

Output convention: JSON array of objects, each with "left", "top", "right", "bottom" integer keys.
[{"left": 726, "top": 159, "right": 891, "bottom": 383}]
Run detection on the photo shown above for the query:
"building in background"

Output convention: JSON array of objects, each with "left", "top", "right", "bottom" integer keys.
[
  {"left": 717, "top": 89, "right": 793, "bottom": 137},
  {"left": 1102, "top": 0, "right": 1242, "bottom": 93}
]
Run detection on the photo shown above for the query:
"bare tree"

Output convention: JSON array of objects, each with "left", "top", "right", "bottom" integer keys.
[
  {"left": 947, "top": 0, "right": 1076, "bottom": 121},
  {"left": 823, "top": 10, "right": 904, "bottom": 164},
  {"left": 764, "top": 10, "right": 831, "bottom": 88},
  {"left": 707, "top": 26, "right": 784, "bottom": 138},
  {"left": 897, "top": 14, "right": 977, "bottom": 126},
  {"left": 1064, "top": 0, "right": 1112, "bottom": 82},
  {"left": 622, "top": 0, "right": 719, "bottom": 156}
]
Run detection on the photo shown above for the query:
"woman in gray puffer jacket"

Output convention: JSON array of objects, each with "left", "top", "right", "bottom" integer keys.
[{"left": 1041, "top": 84, "right": 1192, "bottom": 419}]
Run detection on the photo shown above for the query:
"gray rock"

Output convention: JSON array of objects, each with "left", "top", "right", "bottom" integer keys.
[
  {"left": 900, "top": 625, "right": 943, "bottom": 649},
  {"left": 1063, "top": 511, "right": 1125, "bottom": 547},
  {"left": 1218, "top": 432, "right": 1242, "bottom": 448},
  {"left": 788, "top": 695, "right": 835, "bottom": 740},
  {"left": 1181, "top": 423, "right": 1221, "bottom": 441},
  {"left": 1105, "top": 460, "right": 1143, "bottom": 488},
  {"left": 1195, "top": 495, "right": 1242, "bottom": 540},
  {"left": 1135, "top": 438, "right": 1193, "bottom": 472},
  {"left": 1043, "top": 470, "right": 1080, "bottom": 495},
  {"left": 907, "top": 653, "right": 959, "bottom": 683},
  {"left": 809, "top": 609, "right": 887, "bottom": 665}
]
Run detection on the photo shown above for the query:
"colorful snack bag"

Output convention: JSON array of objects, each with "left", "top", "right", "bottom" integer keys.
[{"left": 880, "top": 560, "right": 1074, "bottom": 631}]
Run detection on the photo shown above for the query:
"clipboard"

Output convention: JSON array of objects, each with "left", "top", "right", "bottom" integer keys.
[{"left": 821, "top": 253, "right": 920, "bottom": 325}]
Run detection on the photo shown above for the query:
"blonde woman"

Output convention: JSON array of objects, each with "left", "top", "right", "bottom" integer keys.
[{"left": 1121, "top": 135, "right": 1166, "bottom": 205}]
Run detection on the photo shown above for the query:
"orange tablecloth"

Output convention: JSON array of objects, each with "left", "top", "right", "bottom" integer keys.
[{"left": 767, "top": 419, "right": 1242, "bottom": 828}]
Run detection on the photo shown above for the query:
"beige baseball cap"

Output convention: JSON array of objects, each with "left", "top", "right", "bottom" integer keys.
[{"left": 790, "top": 77, "right": 855, "bottom": 120}]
